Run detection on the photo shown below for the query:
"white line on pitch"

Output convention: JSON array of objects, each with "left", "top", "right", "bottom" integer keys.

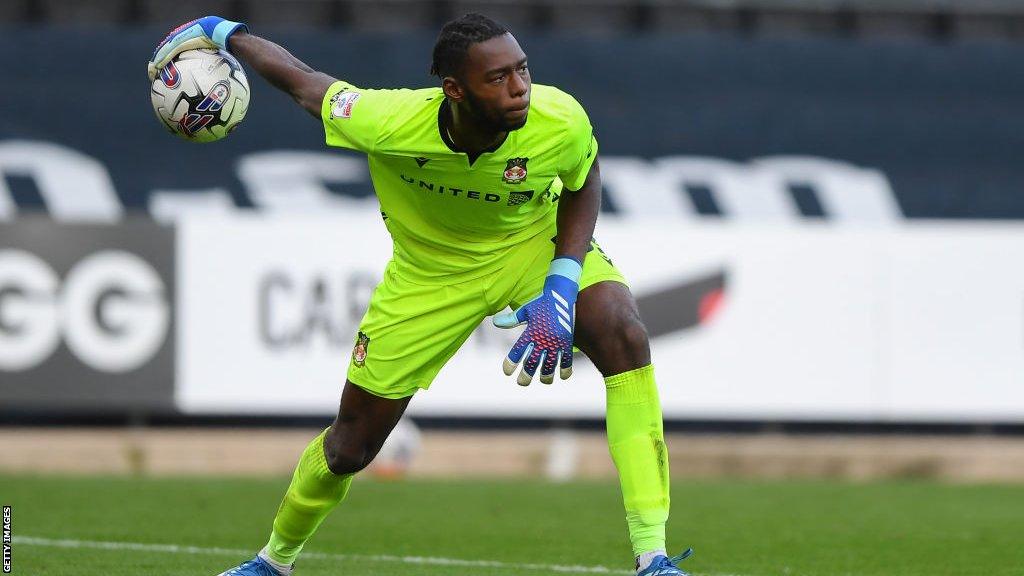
[{"left": 13, "top": 535, "right": 636, "bottom": 574}]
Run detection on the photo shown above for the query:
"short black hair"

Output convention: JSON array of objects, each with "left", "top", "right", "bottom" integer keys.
[{"left": 430, "top": 13, "right": 509, "bottom": 79}]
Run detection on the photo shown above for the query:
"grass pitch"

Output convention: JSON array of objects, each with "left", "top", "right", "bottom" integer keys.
[{"left": 2, "top": 474, "right": 1022, "bottom": 576}]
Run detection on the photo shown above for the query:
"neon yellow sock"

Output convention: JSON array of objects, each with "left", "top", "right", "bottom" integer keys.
[
  {"left": 605, "top": 364, "right": 671, "bottom": 557},
  {"left": 265, "top": 428, "right": 352, "bottom": 566}
]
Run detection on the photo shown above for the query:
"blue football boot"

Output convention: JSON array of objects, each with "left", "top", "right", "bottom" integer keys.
[
  {"left": 216, "top": 555, "right": 289, "bottom": 576},
  {"left": 637, "top": 548, "right": 694, "bottom": 576}
]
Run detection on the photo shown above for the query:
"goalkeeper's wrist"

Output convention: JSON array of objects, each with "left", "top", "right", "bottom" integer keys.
[
  {"left": 212, "top": 19, "right": 248, "bottom": 49},
  {"left": 548, "top": 257, "right": 582, "bottom": 285}
]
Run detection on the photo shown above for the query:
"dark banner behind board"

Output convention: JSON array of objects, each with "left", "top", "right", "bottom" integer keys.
[{"left": 0, "top": 219, "right": 175, "bottom": 411}]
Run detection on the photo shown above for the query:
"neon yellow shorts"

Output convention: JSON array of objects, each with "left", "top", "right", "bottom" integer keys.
[{"left": 346, "top": 226, "right": 626, "bottom": 399}]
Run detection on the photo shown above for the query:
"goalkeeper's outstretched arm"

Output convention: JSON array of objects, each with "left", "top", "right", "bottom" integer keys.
[{"left": 229, "top": 31, "right": 337, "bottom": 119}]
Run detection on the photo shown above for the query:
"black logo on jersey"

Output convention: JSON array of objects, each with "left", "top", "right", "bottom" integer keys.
[
  {"left": 508, "top": 190, "right": 534, "bottom": 206},
  {"left": 503, "top": 157, "right": 529, "bottom": 184},
  {"left": 414, "top": 157, "right": 430, "bottom": 167},
  {"left": 538, "top": 181, "right": 559, "bottom": 202},
  {"left": 399, "top": 175, "right": 504, "bottom": 204}
]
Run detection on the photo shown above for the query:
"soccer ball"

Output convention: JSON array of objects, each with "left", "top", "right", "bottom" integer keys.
[{"left": 150, "top": 48, "right": 250, "bottom": 143}]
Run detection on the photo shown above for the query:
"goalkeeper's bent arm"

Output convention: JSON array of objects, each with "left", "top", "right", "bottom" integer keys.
[{"left": 229, "top": 31, "right": 337, "bottom": 119}]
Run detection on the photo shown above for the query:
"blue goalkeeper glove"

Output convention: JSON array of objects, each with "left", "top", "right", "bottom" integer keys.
[
  {"left": 493, "top": 257, "right": 582, "bottom": 386},
  {"left": 147, "top": 16, "right": 248, "bottom": 80}
]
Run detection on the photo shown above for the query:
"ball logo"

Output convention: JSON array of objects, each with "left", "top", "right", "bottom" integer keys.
[
  {"left": 196, "top": 80, "right": 230, "bottom": 113},
  {"left": 0, "top": 249, "right": 170, "bottom": 373},
  {"left": 178, "top": 113, "right": 215, "bottom": 136},
  {"left": 160, "top": 61, "right": 181, "bottom": 88},
  {"left": 177, "top": 81, "right": 231, "bottom": 137}
]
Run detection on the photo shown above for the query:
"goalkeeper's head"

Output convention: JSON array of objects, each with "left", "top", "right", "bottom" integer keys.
[{"left": 431, "top": 13, "right": 531, "bottom": 132}]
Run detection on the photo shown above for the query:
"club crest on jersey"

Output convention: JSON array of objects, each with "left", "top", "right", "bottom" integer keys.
[
  {"left": 352, "top": 331, "right": 370, "bottom": 367},
  {"left": 160, "top": 61, "right": 180, "bottom": 88},
  {"left": 502, "top": 157, "right": 529, "bottom": 184},
  {"left": 330, "top": 91, "right": 361, "bottom": 119}
]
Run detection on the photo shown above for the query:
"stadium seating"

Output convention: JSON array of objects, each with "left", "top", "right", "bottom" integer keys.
[{"left": 4, "top": 0, "right": 1024, "bottom": 39}]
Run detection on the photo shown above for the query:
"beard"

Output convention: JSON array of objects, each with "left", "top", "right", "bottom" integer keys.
[
  {"left": 503, "top": 110, "right": 529, "bottom": 131},
  {"left": 463, "top": 89, "right": 528, "bottom": 132}
]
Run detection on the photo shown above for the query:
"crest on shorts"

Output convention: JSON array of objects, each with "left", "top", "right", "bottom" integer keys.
[
  {"left": 502, "top": 157, "right": 529, "bottom": 184},
  {"left": 352, "top": 331, "right": 370, "bottom": 367}
]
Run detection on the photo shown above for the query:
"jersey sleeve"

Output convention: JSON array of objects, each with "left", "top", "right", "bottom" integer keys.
[
  {"left": 322, "top": 80, "right": 400, "bottom": 153},
  {"left": 557, "top": 95, "right": 599, "bottom": 192}
]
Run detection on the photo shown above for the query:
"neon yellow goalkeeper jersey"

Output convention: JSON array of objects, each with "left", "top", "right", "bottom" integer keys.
[{"left": 321, "top": 80, "right": 598, "bottom": 280}]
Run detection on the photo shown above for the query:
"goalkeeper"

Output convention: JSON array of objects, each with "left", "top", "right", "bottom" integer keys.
[{"left": 149, "top": 13, "right": 690, "bottom": 576}]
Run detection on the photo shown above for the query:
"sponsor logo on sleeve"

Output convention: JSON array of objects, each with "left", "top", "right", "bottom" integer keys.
[{"left": 330, "top": 91, "right": 361, "bottom": 119}]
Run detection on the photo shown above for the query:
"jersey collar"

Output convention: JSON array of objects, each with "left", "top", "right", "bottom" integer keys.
[{"left": 438, "top": 99, "right": 509, "bottom": 166}]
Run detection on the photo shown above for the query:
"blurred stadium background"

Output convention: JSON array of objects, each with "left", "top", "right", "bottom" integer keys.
[{"left": 3, "top": 1, "right": 1024, "bottom": 574}]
